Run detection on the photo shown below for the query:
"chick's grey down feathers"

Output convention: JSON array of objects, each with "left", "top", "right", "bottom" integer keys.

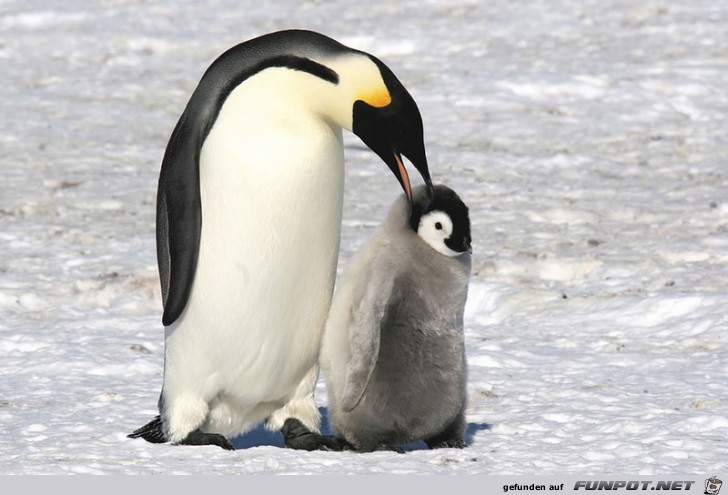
[{"left": 321, "top": 184, "right": 471, "bottom": 451}]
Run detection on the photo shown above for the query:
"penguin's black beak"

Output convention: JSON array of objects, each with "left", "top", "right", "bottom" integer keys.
[
  {"left": 384, "top": 148, "right": 432, "bottom": 208},
  {"left": 350, "top": 57, "right": 433, "bottom": 207},
  {"left": 398, "top": 140, "right": 434, "bottom": 201},
  {"left": 353, "top": 102, "right": 433, "bottom": 208}
]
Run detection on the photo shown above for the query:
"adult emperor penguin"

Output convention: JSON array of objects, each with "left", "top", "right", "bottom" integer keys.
[
  {"left": 128, "top": 29, "right": 432, "bottom": 450},
  {"left": 320, "top": 184, "right": 471, "bottom": 452}
]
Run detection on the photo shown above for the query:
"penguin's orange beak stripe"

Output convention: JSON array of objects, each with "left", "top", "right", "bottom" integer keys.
[
  {"left": 394, "top": 151, "right": 412, "bottom": 204},
  {"left": 360, "top": 88, "right": 392, "bottom": 108}
]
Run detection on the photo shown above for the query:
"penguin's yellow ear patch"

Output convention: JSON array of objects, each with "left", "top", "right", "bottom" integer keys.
[{"left": 359, "top": 87, "right": 391, "bottom": 108}]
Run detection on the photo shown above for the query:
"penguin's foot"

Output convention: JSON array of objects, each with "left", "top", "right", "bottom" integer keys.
[
  {"left": 424, "top": 426, "right": 467, "bottom": 450},
  {"left": 281, "top": 418, "right": 349, "bottom": 451},
  {"left": 179, "top": 429, "right": 235, "bottom": 450},
  {"left": 425, "top": 438, "right": 467, "bottom": 449},
  {"left": 346, "top": 441, "right": 405, "bottom": 454},
  {"left": 371, "top": 443, "right": 406, "bottom": 454}
]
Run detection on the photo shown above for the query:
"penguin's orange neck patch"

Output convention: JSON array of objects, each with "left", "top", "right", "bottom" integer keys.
[{"left": 360, "top": 88, "right": 391, "bottom": 108}]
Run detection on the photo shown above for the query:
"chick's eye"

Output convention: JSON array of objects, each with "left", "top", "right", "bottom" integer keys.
[{"left": 435, "top": 222, "right": 443, "bottom": 230}]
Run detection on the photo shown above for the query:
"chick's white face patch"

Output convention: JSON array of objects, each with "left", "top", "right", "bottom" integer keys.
[{"left": 417, "top": 210, "right": 461, "bottom": 257}]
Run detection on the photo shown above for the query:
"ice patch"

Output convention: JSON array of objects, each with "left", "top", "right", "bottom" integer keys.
[
  {"left": 583, "top": 451, "right": 615, "bottom": 462},
  {"left": 542, "top": 413, "right": 576, "bottom": 424},
  {"left": 658, "top": 251, "right": 710, "bottom": 263},
  {"left": 469, "top": 354, "right": 527, "bottom": 368},
  {"left": 25, "top": 434, "right": 48, "bottom": 443},
  {"left": 468, "top": 355, "right": 502, "bottom": 368},
  {"left": 495, "top": 258, "right": 603, "bottom": 283},
  {"left": 538, "top": 259, "right": 603, "bottom": 282},
  {"left": 525, "top": 208, "right": 599, "bottom": 225},
  {"left": 74, "top": 200, "right": 123, "bottom": 210},
  {"left": 0, "top": 336, "right": 49, "bottom": 354},
  {"left": 465, "top": 282, "right": 565, "bottom": 324},
  {"left": 86, "top": 362, "right": 158, "bottom": 377},
  {"left": 499, "top": 76, "right": 608, "bottom": 101},
  {"left": 675, "top": 415, "right": 728, "bottom": 433},
  {"left": 18, "top": 293, "right": 48, "bottom": 311},
  {"left": 0, "top": 11, "right": 88, "bottom": 29},
  {"left": 464, "top": 282, "right": 508, "bottom": 323},
  {"left": 0, "top": 292, "right": 18, "bottom": 307},
  {"left": 614, "top": 296, "right": 706, "bottom": 328},
  {"left": 126, "top": 37, "right": 178, "bottom": 55}
]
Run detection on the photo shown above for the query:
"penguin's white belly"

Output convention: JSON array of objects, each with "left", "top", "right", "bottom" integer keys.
[{"left": 163, "top": 73, "right": 345, "bottom": 437}]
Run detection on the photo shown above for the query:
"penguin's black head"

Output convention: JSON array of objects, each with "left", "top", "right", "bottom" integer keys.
[
  {"left": 352, "top": 55, "right": 433, "bottom": 206},
  {"left": 410, "top": 185, "right": 471, "bottom": 257}
]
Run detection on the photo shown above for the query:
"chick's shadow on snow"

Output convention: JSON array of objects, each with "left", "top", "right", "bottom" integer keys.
[{"left": 230, "top": 407, "right": 491, "bottom": 451}]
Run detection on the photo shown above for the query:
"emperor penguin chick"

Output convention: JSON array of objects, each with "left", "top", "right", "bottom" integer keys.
[{"left": 320, "top": 184, "right": 472, "bottom": 452}]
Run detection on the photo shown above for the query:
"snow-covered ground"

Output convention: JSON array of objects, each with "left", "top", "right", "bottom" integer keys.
[{"left": 1, "top": 0, "right": 726, "bottom": 475}]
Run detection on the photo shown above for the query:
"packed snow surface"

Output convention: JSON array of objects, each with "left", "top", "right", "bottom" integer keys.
[{"left": 1, "top": 0, "right": 726, "bottom": 475}]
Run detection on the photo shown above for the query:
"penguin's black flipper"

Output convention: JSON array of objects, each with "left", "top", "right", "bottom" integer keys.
[
  {"left": 128, "top": 416, "right": 167, "bottom": 444},
  {"left": 156, "top": 110, "right": 203, "bottom": 327},
  {"left": 281, "top": 418, "right": 350, "bottom": 451}
]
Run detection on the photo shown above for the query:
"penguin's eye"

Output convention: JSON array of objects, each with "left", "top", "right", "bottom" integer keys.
[{"left": 435, "top": 222, "right": 443, "bottom": 230}]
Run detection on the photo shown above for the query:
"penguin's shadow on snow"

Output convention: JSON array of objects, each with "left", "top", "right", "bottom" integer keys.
[
  {"left": 230, "top": 407, "right": 491, "bottom": 451},
  {"left": 230, "top": 407, "right": 333, "bottom": 450}
]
